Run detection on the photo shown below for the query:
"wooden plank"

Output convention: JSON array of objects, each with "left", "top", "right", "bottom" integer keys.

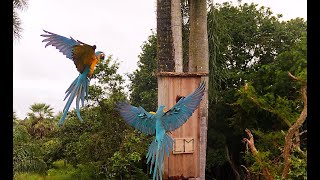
[{"left": 157, "top": 72, "right": 208, "bottom": 77}]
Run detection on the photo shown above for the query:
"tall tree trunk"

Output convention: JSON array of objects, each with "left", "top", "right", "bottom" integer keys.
[
  {"left": 171, "top": 0, "right": 183, "bottom": 72},
  {"left": 188, "top": 0, "right": 209, "bottom": 179},
  {"left": 157, "top": 0, "right": 183, "bottom": 73},
  {"left": 157, "top": 0, "right": 175, "bottom": 72},
  {"left": 157, "top": 0, "right": 184, "bottom": 178},
  {"left": 189, "top": 0, "right": 209, "bottom": 73}
]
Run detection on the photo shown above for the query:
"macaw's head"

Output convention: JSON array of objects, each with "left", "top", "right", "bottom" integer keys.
[
  {"left": 164, "top": 106, "right": 168, "bottom": 112},
  {"left": 175, "top": 95, "right": 185, "bottom": 103},
  {"left": 158, "top": 105, "right": 168, "bottom": 113},
  {"left": 95, "top": 51, "right": 105, "bottom": 61}
]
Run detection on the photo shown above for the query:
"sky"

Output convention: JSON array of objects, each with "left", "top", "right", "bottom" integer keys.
[{"left": 13, "top": 0, "right": 307, "bottom": 119}]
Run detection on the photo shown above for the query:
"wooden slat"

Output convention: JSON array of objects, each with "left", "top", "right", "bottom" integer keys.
[{"left": 157, "top": 71, "right": 209, "bottom": 77}]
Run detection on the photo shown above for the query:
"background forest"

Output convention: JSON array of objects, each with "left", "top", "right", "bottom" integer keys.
[{"left": 13, "top": 2, "right": 307, "bottom": 179}]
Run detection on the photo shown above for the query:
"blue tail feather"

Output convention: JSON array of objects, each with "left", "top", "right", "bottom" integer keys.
[
  {"left": 58, "top": 68, "right": 90, "bottom": 126},
  {"left": 63, "top": 78, "right": 77, "bottom": 101},
  {"left": 146, "top": 134, "right": 174, "bottom": 180}
]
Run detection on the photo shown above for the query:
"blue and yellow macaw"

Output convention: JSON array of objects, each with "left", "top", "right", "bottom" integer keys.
[
  {"left": 41, "top": 30, "right": 105, "bottom": 126},
  {"left": 116, "top": 82, "right": 205, "bottom": 180}
]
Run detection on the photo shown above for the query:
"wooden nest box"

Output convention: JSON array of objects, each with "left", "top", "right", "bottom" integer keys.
[{"left": 157, "top": 72, "right": 208, "bottom": 179}]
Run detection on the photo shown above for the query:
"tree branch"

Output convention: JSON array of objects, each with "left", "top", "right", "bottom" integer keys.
[
  {"left": 243, "top": 129, "right": 274, "bottom": 180},
  {"left": 281, "top": 85, "right": 307, "bottom": 178},
  {"left": 287, "top": 71, "right": 299, "bottom": 81},
  {"left": 246, "top": 92, "right": 292, "bottom": 127},
  {"left": 225, "top": 145, "right": 240, "bottom": 180}
]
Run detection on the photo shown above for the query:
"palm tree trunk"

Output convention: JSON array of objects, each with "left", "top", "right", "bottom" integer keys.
[
  {"left": 189, "top": 0, "right": 209, "bottom": 73},
  {"left": 157, "top": 0, "right": 175, "bottom": 72},
  {"left": 188, "top": 0, "right": 209, "bottom": 179},
  {"left": 157, "top": 0, "right": 183, "bottom": 73},
  {"left": 171, "top": 0, "right": 183, "bottom": 72}
]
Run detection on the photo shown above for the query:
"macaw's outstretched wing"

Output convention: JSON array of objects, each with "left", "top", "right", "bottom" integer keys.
[
  {"left": 116, "top": 102, "right": 156, "bottom": 135},
  {"left": 162, "top": 81, "right": 206, "bottom": 132},
  {"left": 41, "top": 30, "right": 97, "bottom": 74},
  {"left": 41, "top": 30, "right": 79, "bottom": 60}
]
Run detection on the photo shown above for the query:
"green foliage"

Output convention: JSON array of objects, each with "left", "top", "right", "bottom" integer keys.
[
  {"left": 106, "top": 130, "right": 150, "bottom": 179},
  {"left": 249, "top": 151, "right": 274, "bottom": 173},
  {"left": 13, "top": 123, "right": 47, "bottom": 174},
  {"left": 252, "top": 130, "right": 284, "bottom": 154},
  {"left": 13, "top": 0, "right": 28, "bottom": 40},
  {"left": 46, "top": 160, "right": 78, "bottom": 179},
  {"left": 204, "top": 2, "right": 306, "bottom": 179},
  {"left": 12, "top": 53, "right": 152, "bottom": 179},
  {"left": 128, "top": 33, "right": 158, "bottom": 110},
  {"left": 27, "top": 103, "right": 54, "bottom": 120},
  {"left": 206, "top": 131, "right": 227, "bottom": 168},
  {"left": 90, "top": 55, "right": 126, "bottom": 104},
  {"left": 25, "top": 103, "right": 56, "bottom": 139},
  {"left": 207, "top": 2, "right": 231, "bottom": 100},
  {"left": 14, "top": 111, "right": 19, "bottom": 121},
  {"left": 287, "top": 153, "right": 307, "bottom": 180},
  {"left": 13, "top": 2, "right": 307, "bottom": 179},
  {"left": 45, "top": 160, "right": 97, "bottom": 179},
  {"left": 13, "top": 54, "right": 135, "bottom": 179},
  {"left": 71, "top": 163, "right": 99, "bottom": 180},
  {"left": 125, "top": 2, "right": 307, "bottom": 179},
  {"left": 76, "top": 131, "right": 118, "bottom": 163},
  {"left": 14, "top": 123, "right": 31, "bottom": 144},
  {"left": 42, "top": 138, "right": 63, "bottom": 166},
  {"left": 237, "top": 33, "right": 307, "bottom": 178},
  {"left": 272, "top": 152, "right": 307, "bottom": 180},
  {"left": 13, "top": 142, "right": 47, "bottom": 174},
  {"left": 14, "top": 172, "right": 50, "bottom": 180}
]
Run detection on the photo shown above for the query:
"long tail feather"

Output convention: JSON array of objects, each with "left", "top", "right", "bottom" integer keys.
[
  {"left": 146, "top": 134, "right": 174, "bottom": 180},
  {"left": 63, "top": 78, "right": 77, "bottom": 101},
  {"left": 58, "top": 68, "right": 90, "bottom": 126}
]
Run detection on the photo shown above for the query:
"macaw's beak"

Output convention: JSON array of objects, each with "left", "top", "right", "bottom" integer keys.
[
  {"left": 163, "top": 107, "right": 168, "bottom": 112},
  {"left": 100, "top": 54, "right": 105, "bottom": 60}
]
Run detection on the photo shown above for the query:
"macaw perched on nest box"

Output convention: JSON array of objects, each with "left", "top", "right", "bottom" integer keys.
[
  {"left": 41, "top": 30, "right": 105, "bottom": 126},
  {"left": 116, "top": 82, "right": 205, "bottom": 180}
]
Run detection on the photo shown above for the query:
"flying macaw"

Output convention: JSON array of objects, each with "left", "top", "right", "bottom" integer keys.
[
  {"left": 116, "top": 82, "right": 206, "bottom": 180},
  {"left": 40, "top": 30, "right": 105, "bottom": 126}
]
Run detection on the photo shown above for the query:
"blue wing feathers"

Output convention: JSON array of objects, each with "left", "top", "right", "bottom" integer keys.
[
  {"left": 41, "top": 30, "right": 97, "bottom": 125},
  {"left": 162, "top": 81, "right": 205, "bottom": 132},
  {"left": 116, "top": 82, "right": 205, "bottom": 180},
  {"left": 41, "top": 30, "right": 79, "bottom": 60},
  {"left": 116, "top": 102, "right": 156, "bottom": 135}
]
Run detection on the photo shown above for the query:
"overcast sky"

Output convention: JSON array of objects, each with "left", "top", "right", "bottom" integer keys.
[{"left": 13, "top": 0, "right": 307, "bottom": 119}]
